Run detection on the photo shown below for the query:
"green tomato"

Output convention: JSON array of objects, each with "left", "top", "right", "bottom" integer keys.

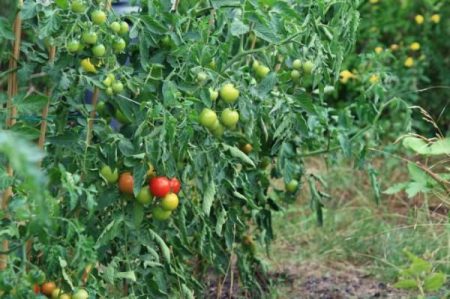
[
  {"left": 110, "top": 21, "right": 121, "bottom": 33},
  {"left": 96, "top": 101, "right": 106, "bottom": 116},
  {"left": 100, "top": 165, "right": 119, "bottom": 183},
  {"left": 255, "top": 65, "right": 270, "bottom": 78},
  {"left": 161, "top": 35, "right": 172, "bottom": 48},
  {"left": 153, "top": 206, "right": 172, "bottom": 221},
  {"left": 72, "top": 289, "right": 89, "bottom": 299},
  {"left": 119, "top": 21, "right": 129, "bottom": 35},
  {"left": 291, "top": 70, "right": 300, "bottom": 81},
  {"left": 303, "top": 60, "right": 314, "bottom": 74},
  {"left": 92, "top": 44, "right": 106, "bottom": 57},
  {"left": 209, "top": 88, "right": 219, "bottom": 101},
  {"left": 220, "top": 108, "right": 239, "bottom": 128},
  {"left": 71, "top": 0, "right": 86, "bottom": 13},
  {"left": 105, "top": 87, "right": 114, "bottom": 96},
  {"left": 66, "top": 40, "right": 80, "bottom": 53},
  {"left": 199, "top": 108, "right": 218, "bottom": 129},
  {"left": 286, "top": 179, "right": 299, "bottom": 193},
  {"left": 197, "top": 72, "right": 208, "bottom": 83},
  {"left": 137, "top": 188, "right": 153, "bottom": 205},
  {"left": 113, "top": 38, "right": 126, "bottom": 53},
  {"left": 112, "top": 81, "right": 124, "bottom": 93},
  {"left": 292, "top": 59, "right": 302, "bottom": 70},
  {"left": 91, "top": 10, "right": 107, "bottom": 25},
  {"left": 211, "top": 122, "right": 225, "bottom": 138},
  {"left": 103, "top": 74, "right": 114, "bottom": 86},
  {"left": 82, "top": 31, "right": 98, "bottom": 44},
  {"left": 219, "top": 83, "right": 239, "bottom": 103},
  {"left": 115, "top": 109, "right": 130, "bottom": 124},
  {"left": 252, "top": 60, "right": 260, "bottom": 71}
]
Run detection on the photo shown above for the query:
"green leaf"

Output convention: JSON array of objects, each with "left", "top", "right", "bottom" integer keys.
[
  {"left": 0, "top": 17, "right": 14, "bottom": 40},
  {"left": 429, "top": 138, "right": 450, "bottom": 155},
  {"left": 405, "top": 182, "right": 428, "bottom": 198},
  {"left": 393, "top": 279, "right": 417, "bottom": 290},
  {"left": 423, "top": 272, "right": 446, "bottom": 292},
  {"left": 202, "top": 181, "right": 216, "bottom": 216},
  {"left": 407, "top": 163, "right": 428, "bottom": 183},
  {"left": 383, "top": 183, "right": 408, "bottom": 194},
  {"left": 116, "top": 271, "right": 137, "bottom": 282},
  {"left": 215, "top": 208, "right": 227, "bottom": 236},
  {"left": 149, "top": 229, "right": 171, "bottom": 264},
  {"left": 223, "top": 144, "right": 256, "bottom": 167},
  {"left": 256, "top": 72, "right": 277, "bottom": 98},
  {"left": 402, "top": 136, "right": 429, "bottom": 155},
  {"left": 230, "top": 19, "right": 249, "bottom": 36}
]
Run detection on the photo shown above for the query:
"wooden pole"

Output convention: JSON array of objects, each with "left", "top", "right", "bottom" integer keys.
[{"left": 1, "top": 0, "right": 23, "bottom": 271}]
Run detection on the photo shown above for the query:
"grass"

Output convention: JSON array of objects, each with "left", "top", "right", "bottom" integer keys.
[{"left": 262, "top": 156, "right": 450, "bottom": 298}]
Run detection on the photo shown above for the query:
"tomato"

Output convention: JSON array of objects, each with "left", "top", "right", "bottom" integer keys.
[
  {"left": 169, "top": 178, "right": 181, "bottom": 194},
  {"left": 197, "top": 71, "right": 208, "bottom": 83},
  {"left": 199, "top": 108, "right": 218, "bottom": 129},
  {"left": 161, "top": 35, "right": 172, "bottom": 48},
  {"left": 71, "top": 0, "right": 86, "bottom": 13},
  {"left": 152, "top": 206, "right": 171, "bottom": 221},
  {"left": 252, "top": 60, "right": 260, "bottom": 71},
  {"left": 80, "top": 58, "right": 96, "bottom": 73},
  {"left": 255, "top": 65, "right": 270, "bottom": 78},
  {"left": 161, "top": 193, "right": 179, "bottom": 211},
  {"left": 92, "top": 44, "right": 106, "bottom": 57},
  {"left": 149, "top": 176, "right": 170, "bottom": 197},
  {"left": 219, "top": 83, "right": 239, "bottom": 103},
  {"left": 118, "top": 172, "right": 134, "bottom": 194},
  {"left": 292, "top": 59, "right": 302, "bottom": 70},
  {"left": 103, "top": 74, "right": 114, "bottom": 86},
  {"left": 100, "top": 165, "right": 118, "bottom": 183},
  {"left": 211, "top": 122, "right": 225, "bottom": 138},
  {"left": 112, "top": 81, "right": 124, "bottom": 93},
  {"left": 119, "top": 21, "right": 129, "bottom": 35},
  {"left": 113, "top": 38, "right": 126, "bottom": 53},
  {"left": 106, "top": 87, "right": 114, "bottom": 96},
  {"left": 33, "top": 284, "right": 40, "bottom": 294},
  {"left": 110, "top": 22, "right": 120, "bottom": 34},
  {"left": 82, "top": 31, "right": 97, "bottom": 44},
  {"left": 41, "top": 282, "right": 56, "bottom": 296},
  {"left": 241, "top": 143, "right": 253, "bottom": 154},
  {"left": 208, "top": 59, "right": 216, "bottom": 69},
  {"left": 303, "top": 60, "right": 314, "bottom": 74},
  {"left": 67, "top": 40, "right": 80, "bottom": 53},
  {"left": 91, "top": 10, "right": 107, "bottom": 25},
  {"left": 72, "top": 289, "right": 89, "bottom": 299},
  {"left": 286, "top": 179, "right": 299, "bottom": 193},
  {"left": 220, "top": 108, "right": 239, "bottom": 128},
  {"left": 291, "top": 70, "right": 300, "bottom": 81},
  {"left": 115, "top": 109, "right": 130, "bottom": 124},
  {"left": 209, "top": 88, "right": 219, "bottom": 101},
  {"left": 136, "top": 188, "right": 153, "bottom": 205}
]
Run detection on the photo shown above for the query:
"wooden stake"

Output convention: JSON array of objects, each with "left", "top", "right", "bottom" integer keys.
[
  {"left": 1, "top": 0, "right": 23, "bottom": 271},
  {"left": 86, "top": 87, "right": 100, "bottom": 146}
]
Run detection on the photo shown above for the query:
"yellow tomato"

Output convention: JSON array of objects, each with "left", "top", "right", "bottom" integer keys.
[
  {"left": 415, "top": 14, "right": 424, "bottom": 25},
  {"left": 390, "top": 44, "right": 399, "bottom": 51},
  {"left": 339, "top": 70, "right": 356, "bottom": 84},
  {"left": 430, "top": 14, "right": 440, "bottom": 23},
  {"left": 161, "top": 193, "right": 179, "bottom": 211},
  {"left": 374, "top": 46, "right": 383, "bottom": 54},
  {"left": 409, "top": 42, "right": 420, "bottom": 51},
  {"left": 80, "top": 58, "right": 96, "bottom": 73},
  {"left": 404, "top": 57, "right": 414, "bottom": 68}
]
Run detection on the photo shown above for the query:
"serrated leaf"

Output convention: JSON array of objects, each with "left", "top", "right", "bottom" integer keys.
[
  {"left": 256, "top": 73, "right": 277, "bottom": 97},
  {"left": 429, "top": 138, "right": 450, "bottom": 155},
  {"left": 402, "top": 137, "right": 429, "bottom": 155},
  {"left": 202, "top": 181, "right": 216, "bottom": 216},
  {"left": 223, "top": 144, "right": 256, "bottom": 167},
  {"left": 230, "top": 19, "right": 249, "bottom": 36},
  {"left": 215, "top": 208, "right": 227, "bottom": 236},
  {"left": 383, "top": 183, "right": 408, "bottom": 194},
  {"left": 407, "top": 163, "right": 428, "bottom": 183},
  {"left": 149, "top": 229, "right": 171, "bottom": 264},
  {"left": 423, "top": 272, "right": 446, "bottom": 292}
]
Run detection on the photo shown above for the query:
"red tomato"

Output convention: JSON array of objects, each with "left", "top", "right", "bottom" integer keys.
[
  {"left": 169, "top": 178, "right": 181, "bottom": 194},
  {"left": 149, "top": 176, "right": 170, "bottom": 197},
  {"left": 118, "top": 172, "right": 134, "bottom": 194},
  {"left": 33, "top": 284, "right": 40, "bottom": 294}
]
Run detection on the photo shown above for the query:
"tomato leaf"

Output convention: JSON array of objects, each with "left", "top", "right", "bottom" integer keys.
[
  {"left": 149, "top": 229, "right": 171, "bottom": 264},
  {"left": 202, "top": 180, "right": 216, "bottom": 216},
  {"left": 223, "top": 144, "right": 256, "bottom": 168}
]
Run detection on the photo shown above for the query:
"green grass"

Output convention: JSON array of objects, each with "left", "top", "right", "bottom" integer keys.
[{"left": 263, "top": 157, "right": 450, "bottom": 297}]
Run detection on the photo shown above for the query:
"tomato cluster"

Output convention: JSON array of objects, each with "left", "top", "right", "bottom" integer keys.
[{"left": 34, "top": 281, "right": 88, "bottom": 299}]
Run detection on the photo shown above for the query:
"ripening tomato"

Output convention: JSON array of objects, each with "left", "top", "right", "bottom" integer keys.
[
  {"left": 82, "top": 31, "right": 97, "bottom": 44},
  {"left": 286, "top": 179, "right": 299, "bottom": 193},
  {"left": 221, "top": 108, "right": 239, "bottom": 128},
  {"left": 136, "top": 188, "right": 153, "bottom": 205},
  {"left": 33, "top": 284, "right": 40, "bottom": 294},
  {"left": 119, "top": 21, "right": 129, "bottom": 35},
  {"left": 291, "top": 70, "right": 300, "bottom": 81},
  {"left": 241, "top": 143, "right": 253, "bottom": 154},
  {"left": 152, "top": 206, "right": 171, "bottom": 221},
  {"left": 199, "top": 108, "right": 218, "bottom": 129},
  {"left": 80, "top": 58, "right": 96, "bottom": 73},
  {"left": 255, "top": 65, "right": 270, "bottom": 78},
  {"left": 92, "top": 44, "right": 106, "bottom": 57},
  {"left": 292, "top": 59, "right": 302, "bottom": 70},
  {"left": 67, "top": 40, "right": 80, "bottom": 53},
  {"left": 303, "top": 60, "right": 314, "bottom": 74},
  {"left": 41, "top": 282, "right": 56, "bottom": 296},
  {"left": 161, "top": 193, "right": 179, "bottom": 211},
  {"left": 100, "top": 165, "right": 119, "bottom": 183},
  {"left": 91, "top": 10, "right": 107, "bottom": 25},
  {"left": 169, "top": 178, "right": 181, "bottom": 194},
  {"left": 252, "top": 60, "right": 260, "bottom": 71},
  {"left": 220, "top": 83, "right": 239, "bottom": 103},
  {"left": 103, "top": 74, "right": 114, "bottom": 86},
  {"left": 72, "top": 289, "right": 89, "bottom": 299},
  {"left": 118, "top": 172, "right": 134, "bottom": 194},
  {"left": 71, "top": 0, "right": 86, "bottom": 13},
  {"left": 149, "top": 176, "right": 170, "bottom": 197},
  {"left": 113, "top": 38, "right": 126, "bottom": 53},
  {"left": 112, "top": 81, "right": 124, "bottom": 93}
]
